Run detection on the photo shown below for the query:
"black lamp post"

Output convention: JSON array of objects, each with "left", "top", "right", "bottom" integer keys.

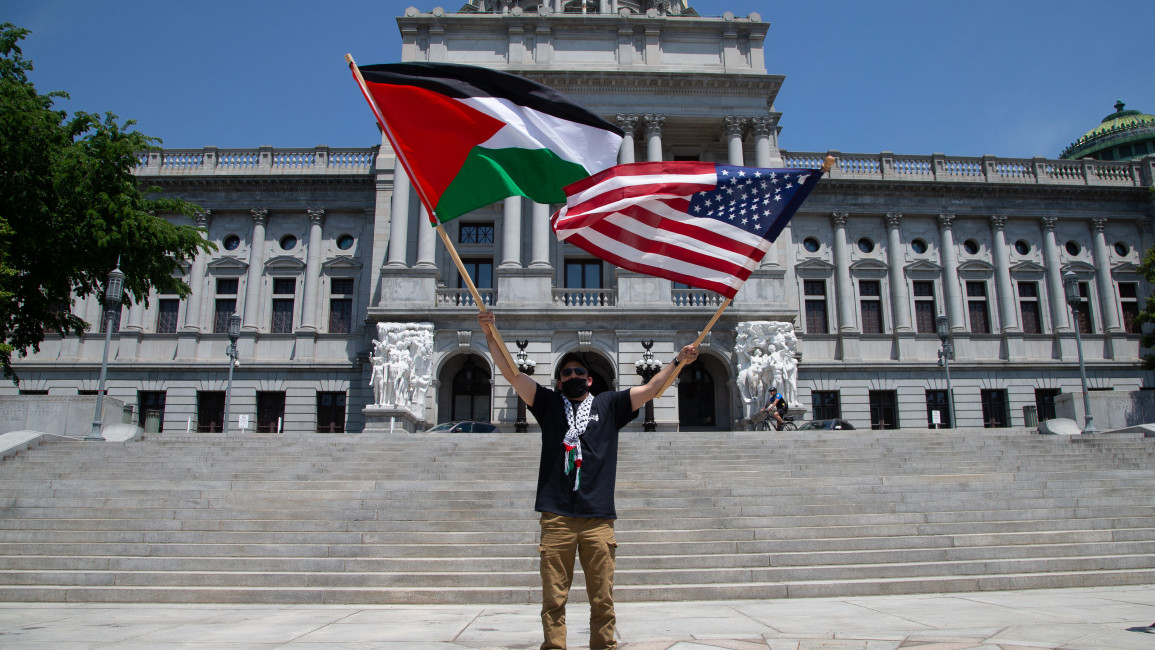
[
  {"left": 935, "top": 315, "right": 956, "bottom": 429},
  {"left": 223, "top": 313, "right": 241, "bottom": 434},
  {"left": 1063, "top": 271, "right": 1098, "bottom": 434},
  {"left": 634, "top": 340, "right": 662, "bottom": 432},
  {"left": 514, "top": 339, "right": 535, "bottom": 433},
  {"left": 88, "top": 262, "right": 125, "bottom": 440}
]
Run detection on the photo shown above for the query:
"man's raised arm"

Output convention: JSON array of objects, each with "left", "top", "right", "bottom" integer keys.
[
  {"left": 478, "top": 311, "right": 540, "bottom": 408},
  {"left": 630, "top": 345, "right": 699, "bottom": 412}
]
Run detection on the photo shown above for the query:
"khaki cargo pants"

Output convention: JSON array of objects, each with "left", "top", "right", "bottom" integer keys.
[{"left": 538, "top": 512, "right": 618, "bottom": 650}]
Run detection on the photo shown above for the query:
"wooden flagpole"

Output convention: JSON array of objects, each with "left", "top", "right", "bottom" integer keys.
[
  {"left": 346, "top": 53, "right": 518, "bottom": 373},
  {"left": 651, "top": 155, "right": 837, "bottom": 399}
]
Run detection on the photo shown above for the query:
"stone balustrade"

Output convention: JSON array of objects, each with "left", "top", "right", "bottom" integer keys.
[{"left": 134, "top": 145, "right": 379, "bottom": 176}]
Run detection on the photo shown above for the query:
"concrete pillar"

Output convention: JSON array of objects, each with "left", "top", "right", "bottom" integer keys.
[
  {"left": 416, "top": 205, "right": 436, "bottom": 267},
  {"left": 181, "top": 210, "right": 211, "bottom": 331},
  {"left": 751, "top": 116, "right": 775, "bottom": 168},
  {"left": 990, "top": 215, "right": 1019, "bottom": 332},
  {"left": 937, "top": 214, "right": 965, "bottom": 332},
  {"left": 386, "top": 160, "right": 411, "bottom": 268},
  {"left": 723, "top": 116, "right": 746, "bottom": 166},
  {"left": 1091, "top": 216, "right": 1121, "bottom": 332},
  {"left": 1041, "top": 216, "right": 1070, "bottom": 331},
  {"left": 501, "top": 196, "right": 523, "bottom": 269},
  {"left": 617, "top": 114, "right": 638, "bottom": 164},
  {"left": 300, "top": 208, "right": 325, "bottom": 331},
  {"left": 241, "top": 208, "right": 267, "bottom": 331},
  {"left": 530, "top": 201, "right": 551, "bottom": 268},
  {"left": 831, "top": 212, "right": 856, "bottom": 332},
  {"left": 644, "top": 114, "right": 665, "bottom": 162},
  {"left": 885, "top": 213, "right": 912, "bottom": 333}
]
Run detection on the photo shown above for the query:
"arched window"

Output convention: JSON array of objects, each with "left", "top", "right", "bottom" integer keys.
[{"left": 451, "top": 357, "right": 491, "bottom": 422}]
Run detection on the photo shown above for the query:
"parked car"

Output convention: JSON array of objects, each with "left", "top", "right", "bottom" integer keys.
[
  {"left": 425, "top": 421, "right": 502, "bottom": 433},
  {"left": 798, "top": 419, "right": 855, "bottom": 431}
]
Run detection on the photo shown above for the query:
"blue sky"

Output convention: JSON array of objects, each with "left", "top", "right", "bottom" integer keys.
[{"left": 7, "top": 0, "right": 1154, "bottom": 159}]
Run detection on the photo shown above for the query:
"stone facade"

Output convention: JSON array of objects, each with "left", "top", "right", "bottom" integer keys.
[{"left": 8, "top": 1, "right": 1155, "bottom": 433}]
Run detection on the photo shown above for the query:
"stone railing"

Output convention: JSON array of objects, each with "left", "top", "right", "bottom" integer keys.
[
  {"left": 672, "top": 288, "right": 726, "bottom": 307},
  {"left": 436, "top": 288, "right": 495, "bottom": 307},
  {"left": 134, "top": 146, "right": 378, "bottom": 176},
  {"left": 782, "top": 151, "right": 1154, "bottom": 188},
  {"left": 552, "top": 289, "right": 616, "bottom": 307}
]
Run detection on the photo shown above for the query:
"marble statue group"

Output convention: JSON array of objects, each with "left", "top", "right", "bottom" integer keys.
[
  {"left": 369, "top": 322, "right": 434, "bottom": 410},
  {"left": 735, "top": 321, "right": 800, "bottom": 421}
]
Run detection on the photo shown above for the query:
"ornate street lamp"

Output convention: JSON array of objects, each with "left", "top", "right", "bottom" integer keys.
[
  {"left": 1063, "top": 271, "right": 1098, "bottom": 434},
  {"left": 935, "top": 315, "right": 956, "bottom": 429},
  {"left": 88, "top": 262, "right": 125, "bottom": 440},
  {"left": 222, "top": 313, "right": 242, "bottom": 434},
  {"left": 634, "top": 340, "right": 663, "bottom": 432},
  {"left": 514, "top": 339, "right": 536, "bottom": 433}
]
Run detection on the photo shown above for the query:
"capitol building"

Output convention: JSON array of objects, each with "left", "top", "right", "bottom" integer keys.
[{"left": 10, "top": 0, "right": 1155, "bottom": 434}]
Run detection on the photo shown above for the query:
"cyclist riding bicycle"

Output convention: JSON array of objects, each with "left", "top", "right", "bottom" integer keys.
[{"left": 759, "top": 387, "right": 789, "bottom": 430}]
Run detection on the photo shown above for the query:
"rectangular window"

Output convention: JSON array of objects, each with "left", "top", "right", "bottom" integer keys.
[
  {"left": 317, "top": 391, "right": 347, "bottom": 433},
  {"left": 1035, "top": 388, "right": 1060, "bottom": 422},
  {"left": 981, "top": 389, "right": 1009, "bottom": 428},
  {"left": 271, "top": 278, "right": 295, "bottom": 334},
  {"left": 458, "top": 222, "right": 494, "bottom": 244},
  {"left": 216, "top": 278, "right": 239, "bottom": 295},
  {"left": 329, "top": 278, "right": 354, "bottom": 333},
  {"left": 197, "top": 391, "right": 225, "bottom": 433},
  {"left": 868, "top": 390, "right": 899, "bottom": 430},
  {"left": 214, "top": 299, "right": 236, "bottom": 334},
  {"left": 257, "top": 391, "right": 286, "bottom": 433},
  {"left": 156, "top": 299, "right": 180, "bottom": 334},
  {"left": 967, "top": 281, "right": 990, "bottom": 334},
  {"left": 1119, "top": 282, "right": 1140, "bottom": 334},
  {"left": 912, "top": 281, "right": 936, "bottom": 334},
  {"left": 1018, "top": 281, "right": 1042, "bottom": 334},
  {"left": 564, "top": 259, "right": 604, "bottom": 306},
  {"left": 138, "top": 390, "right": 166, "bottom": 432},
  {"left": 1074, "top": 282, "right": 1093, "bottom": 334},
  {"left": 811, "top": 390, "right": 841, "bottom": 420},
  {"left": 925, "top": 389, "right": 951, "bottom": 428},
  {"left": 859, "top": 280, "right": 883, "bottom": 334},
  {"left": 804, "top": 280, "right": 829, "bottom": 334}
]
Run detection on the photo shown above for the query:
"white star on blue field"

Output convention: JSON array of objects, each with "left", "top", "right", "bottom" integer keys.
[{"left": 687, "top": 165, "right": 811, "bottom": 237}]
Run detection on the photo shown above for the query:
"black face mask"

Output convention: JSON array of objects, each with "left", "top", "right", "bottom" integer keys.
[{"left": 561, "top": 376, "right": 589, "bottom": 400}]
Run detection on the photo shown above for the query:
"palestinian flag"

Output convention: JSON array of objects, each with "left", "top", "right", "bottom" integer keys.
[{"left": 351, "top": 61, "right": 624, "bottom": 224}]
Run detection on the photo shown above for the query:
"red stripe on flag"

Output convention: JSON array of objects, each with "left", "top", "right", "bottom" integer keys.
[
  {"left": 585, "top": 216, "right": 755, "bottom": 279},
  {"left": 565, "top": 233, "right": 742, "bottom": 297}
]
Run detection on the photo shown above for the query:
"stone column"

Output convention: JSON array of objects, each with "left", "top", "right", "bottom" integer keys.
[
  {"left": 617, "top": 114, "right": 638, "bottom": 164},
  {"left": 990, "top": 215, "right": 1019, "bottom": 332},
  {"left": 530, "top": 201, "right": 551, "bottom": 268},
  {"left": 644, "top": 114, "right": 665, "bottom": 162},
  {"left": 723, "top": 116, "right": 746, "bottom": 166},
  {"left": 181, "top": 210, "right": 212, "bottom": 331},
  {"left": 1041, "top": 216, "right": 1070, "bottom": 331},
  {"left": 300, "top": 208, "right": 325, "bottom": 331},
  {"left": 885, "top": 213, "right": 912, "bottom": 333},
  {"left": 750, "top": 116, "right": 775, "bottom": 168},
  {"left": 416, "top": 206, "right": 436, "bottom": 267},
  {"left": 386, "top": 161, "right": 411, "bottom": 268},
  {"left": 501, "top": 196, "right": 523, "bottom": 268},
  {"left": 241, "top": 208, "right": 266, "bottom": 331},
  {"left": 938, "top": 214, "right": 965, "bottom": 331},
  {"left": 1091, "top": 216, "right": 1121, "bottom": 333},
  {"left": 831, "top": 212, "right": 856, "bottom": 332}
]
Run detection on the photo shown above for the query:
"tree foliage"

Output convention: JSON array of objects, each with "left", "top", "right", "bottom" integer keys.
[{"left": 0, "top": 23, "right": 213, "bottom": 380}]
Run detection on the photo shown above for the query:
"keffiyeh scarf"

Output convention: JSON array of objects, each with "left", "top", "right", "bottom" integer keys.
[{"left": 562, "top": 396, "right": 593, "bottom": 490}]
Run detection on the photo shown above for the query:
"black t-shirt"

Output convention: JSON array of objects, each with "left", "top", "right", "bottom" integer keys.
[{"left": 529, "top": 384, "right": 637, "bottom": 519}]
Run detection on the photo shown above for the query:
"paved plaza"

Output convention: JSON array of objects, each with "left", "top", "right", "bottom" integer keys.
[{"left": 1, "top": 585, "right": 1153, "bottom": 649}]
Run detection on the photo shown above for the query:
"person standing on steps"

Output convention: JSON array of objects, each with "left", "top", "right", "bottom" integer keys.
[{"left": 478, "top": 310, "right": 699, "bottom": 650}]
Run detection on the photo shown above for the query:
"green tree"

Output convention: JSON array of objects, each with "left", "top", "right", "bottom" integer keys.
[{"left": 0, "top": 23, "right": 212, "bottom": 380}]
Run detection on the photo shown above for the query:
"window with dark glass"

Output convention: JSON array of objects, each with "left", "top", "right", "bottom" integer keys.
[
  {"left": 677, "top": 365, "right": 716, "bottom": 428},
  {"left": 967, "top": 281, "right": 990, "bottom": 334},
  {"left": 913, "top": 281, "right": 936, "bottom": 334},
  {"left": 223, "top": 234, "right": 241, "bottom": 251},
  {"left": 459, "top": 222, "right": 495, "bottom": 244},
  {"left": 214, "top": 278, "right": 239, "bottom": 333},
  {"left": 811, "top": 390, "right": 841, "bottom": 420},
  {"left": 1074, "top": 281, "right": 1093, "bottom": 334},
  {"left": 138, "top": 390, "right": 166, "bottom": 431},
  {"left": 869, "top": 390, "right": 898, "bottom": 430},
  {"left": 803, "top": 237, "right": 820, "bottom": 253},
  {"left": 911, "top": 239, "right": 927, "bottom": 254},
  {"left": 316, "top": 391, "right": 346, "bottom": 433},
  {"left": 271, "top": 278, "right": 295, "bottom": 333},
  {"left": 451, "top": 357, "right": 491, "bottom": 422},
  {"left": 329, "top": 278, "right": 354, "bottom": 333},
  {"left": 1014, "top": 240, "right": 1030, "bottom": 255},
  {"left": 156, "top": 299, "right": 180, "bottom": 333},
  {"left": 857, "top": 238, "right": 874, "bottom": 253},
  {"left": 1035, "top": 388, "right": 1060, "bottom": 422},
  {"left": 925, "top": 389, "right": 951, "bottom": 428},
  {"left": 859, "top": 280, "right": 883, "bottom": 334},
  {"left": 1065, "top": 241, "right": 1081, "bottom": 256},
  {"left": 804, "top": 280, "right": 828, "bottom": 334},
  {"left": 1119, "top": 282, "right": 1140, "bottom": 334},
  {"left": 564, "top": 259, "right": 603, "bottom": 306},
  {"left": 1018, "top": 281, "right": 1041, "bottom": 334},
  {"left": 197, "top": 391, "right": 225, "bottom": 433},
  {"left": 1115, "top": 242, "right": 1131, "bottom": 256},
  {"left": 257, "top": 391, "right": 286, "bottom": 433},
  {"left": 981, "top": 389, "right": 1009, "bottom": 427},
  {"left": 963, "top": 239, "right": 980, "bottom": 255}
]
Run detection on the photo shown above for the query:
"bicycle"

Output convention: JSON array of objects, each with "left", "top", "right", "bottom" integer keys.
[{"left": 755, "top": 412, "right": 797, "bottom": 431}]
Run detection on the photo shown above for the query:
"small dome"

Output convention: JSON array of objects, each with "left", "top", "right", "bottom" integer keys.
[{"left": 1060, "top": 100, "right": 1155, "bottom": 161}]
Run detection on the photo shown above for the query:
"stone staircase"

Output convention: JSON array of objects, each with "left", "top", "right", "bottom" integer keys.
[{"left": 0, "top": 428, "right": 1152, "bottom": 604}]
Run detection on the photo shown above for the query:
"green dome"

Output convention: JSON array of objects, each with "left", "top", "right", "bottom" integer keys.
[{"left": 1061, "top": 100, "right": 1155, "bottom": 161}]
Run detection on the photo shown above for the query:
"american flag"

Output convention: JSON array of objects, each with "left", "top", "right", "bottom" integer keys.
[{"left": 551, "top": 161, "right": 824, "bottom": 298}]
